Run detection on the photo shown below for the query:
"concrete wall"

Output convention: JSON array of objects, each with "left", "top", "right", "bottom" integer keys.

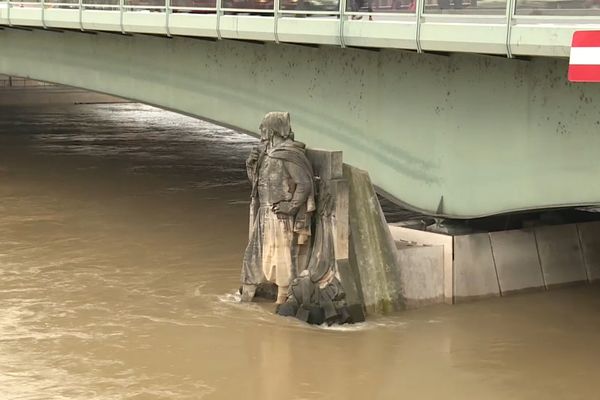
[
  {"left": 396, "top": 245, "right": 444, "bottom": 309},
  {"left": 535, "top": 224, "right": 587, "bottom": 288},
  {"left": 453, "top": 233, "right": 500, "bottom": 302},
  {"left": 452, "top": 221, "right": 600, "bottom": 302},
  {"left": 390, "top": 220, "right": 600, "bottom": 306},
  {"left": 389, "top": 224, "right": 453, "bottom": 304},
  {"left": 489, "top": 229, "right": 544, "bottom": 294},
  {"left": 578, "top": 222, "right": 600, "bottom": 282}
]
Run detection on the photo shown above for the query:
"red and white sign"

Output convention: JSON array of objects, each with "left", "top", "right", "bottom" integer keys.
[{"left": 569, "top": 31, "right": 600, "bottom": 82}]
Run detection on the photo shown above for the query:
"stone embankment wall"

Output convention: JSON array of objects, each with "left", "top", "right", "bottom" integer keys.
[
  {"left": 0, "top": 75, "right": 127, "bottom": 106},
  {"left": 451, "top": 223, "right": 600, "bottom": 301},
  {"left": 390, "top": 221, "right": 600, "bottom": 306}
]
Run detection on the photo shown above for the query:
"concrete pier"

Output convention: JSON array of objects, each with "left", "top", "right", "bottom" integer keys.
[
  {"left": 578, "top": 222, "right": 600, "bottom": 282},
  {"left": 453, "top": 233, "right": 500, "bottom": 302},
  {"left": 389, "top": 220, "right": 600, "bottom": 306},
  {"left": 489, "top": 229, "right": 544, "bottom": 295}
]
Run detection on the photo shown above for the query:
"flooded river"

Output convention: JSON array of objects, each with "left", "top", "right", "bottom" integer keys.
[{"left": 1, "top": 103, "right": 600, "bottom": 400}]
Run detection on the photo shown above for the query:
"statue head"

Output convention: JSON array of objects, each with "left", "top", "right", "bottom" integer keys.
[{"left": 259, "top": 112, "right": 294, "bottom": 144}]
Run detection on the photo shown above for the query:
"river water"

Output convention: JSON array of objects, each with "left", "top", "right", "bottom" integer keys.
[{"left": 1, "top": 103, "right": 600, "bottom": 400}]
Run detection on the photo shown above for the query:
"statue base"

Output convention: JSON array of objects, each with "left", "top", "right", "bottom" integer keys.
[
  {"left": 239, "top": 282, "right": 278, "bottom": 302},
  {"left": 276, "top": 302, "right": 365, "bottom": 325}
]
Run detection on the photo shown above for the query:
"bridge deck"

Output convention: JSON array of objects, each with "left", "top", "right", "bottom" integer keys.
[
  {"left": 2, "top": 5, "right": 600, "bottom": 218},
  {"left": 1, "top": 1, "right": 600, "bottom": 57}
]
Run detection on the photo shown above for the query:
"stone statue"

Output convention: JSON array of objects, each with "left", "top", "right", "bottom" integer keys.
[
  {"left": 276, "top": 179, "right": 354, "bottom": 325},
  {"left": 241, "top": 112, "right": 316, "bottom": 304},
  {"left": 241, "top": 112, "right": 359, "bottom": 325}
]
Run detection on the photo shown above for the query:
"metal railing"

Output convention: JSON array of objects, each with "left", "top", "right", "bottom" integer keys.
[
  {"left": 4, "top": 0, "right": 600, "bottom": 17},
  {"left": 4, "top": 0, "right": 599, "bottom": 18},
  {"left": 0, "top": 76, "right": 55, "bottom": 87},
  {"left": 2, "top": 0, "right": 600, "bottom": 57}
]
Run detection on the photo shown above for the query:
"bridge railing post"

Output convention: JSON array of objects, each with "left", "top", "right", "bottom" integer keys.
[
  {"left": 78, "top": 0, "right": 84, "bottom": 31},
  {"left": 216, "top": 0, "right": 222, "bottom": 40},
  {"left": 41, "top": 0, "right": 47, "bottom": 29},
  {"left": 415, "top": 0, "right": 423, "bottom": 53},
  {"left": 338, "top": 0, "right": 346, "bottom": 48},
  {"left": 119, "top": 0, "right": 125, "bottom": 34},
  {"left": 165, "top": 0, "right": 171, "bottom": 37},
  {"left": 6, "top": 0, "right": 11, "bottom": 27},
  {"left": 505, "top": 0, "right": 516, "bottom": 58},
  {"left": 273, "top": 0, "right": 279, "bottom": 43}
]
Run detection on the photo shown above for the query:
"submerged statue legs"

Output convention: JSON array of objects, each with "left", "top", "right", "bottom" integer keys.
[
  {"left": 276, "top": 285, "right": 289, "bottom": 304},
  {"left": 241, "top": 284, "right": 257, "bottom": 302}
]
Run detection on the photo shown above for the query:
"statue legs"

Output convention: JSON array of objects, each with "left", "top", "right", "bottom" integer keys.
[
  {"left": 241, "top": 284, "right": 288, "bottom": 304},
  {"left": 276, "top": 285, "right": 289, "bottom": 304},
  {"left": 241, "top": 284, "right": 257, "bottom": 302},
  {"left": 241, "top": 206, "right": 295, "bottom": 304}
]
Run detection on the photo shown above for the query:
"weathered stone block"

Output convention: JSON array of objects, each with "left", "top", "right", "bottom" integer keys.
[
  {"left": 453, "top": 233, "right": 500, "bottom": 301},
  {"left": 329, "top": 179, "right": 349, "bottom": 260},
  {"left": 577, "top": 221, "right": 600, "bottom": 282},
  {"left": 344, "top": 164, "right": 404, "bottom": 314},
  {"left": 535, "top": 224, "right": 587, "bottom": 287},
  {"left": 489, "top": 229, "right": 544, "bottom": 294},
  {"left": 396, "top": 245, "right": 444, "bottom": 309},
  {"left": 306, "top": 150, "right": 343, "bottom": 180},
  {"left": 306, "top": 149, "right": 348, "bottom": 260},
  {"left": 336, "top": 258, "right": 366, "bottom": 322}
]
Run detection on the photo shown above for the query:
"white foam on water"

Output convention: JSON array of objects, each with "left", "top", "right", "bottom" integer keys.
[
  {"left": 125, "top": 313, "right": 224, "bottom": 329},
  {"left": 0, "top": 287, "right": 44, "bottom": 294},
  {"left": 191, "top": 181, "right": 247, "bottom": 190},
  {"left": 315, "top": 322, "right": 375, "bottom": 332},
  {"left": 370, "top": 319, "right": 409, "bottom": 329},
  {"left": 215, "top": 292, "right": 388, "bottom": 332},
  {"left": 213, "top": 292, "right": 283, "bottom": 324},
  {"left": 227, "top": 199, "right": 250, "bottom": 205},
  {"left": 217, "top": 291, "right": 242, "bottom": 303}
]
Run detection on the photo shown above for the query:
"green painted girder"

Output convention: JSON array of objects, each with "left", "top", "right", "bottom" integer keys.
[
  {"left": 1, "top": 28, "right": 599, "bottom": 218},
  {"left": 2, "top": 6, "right": 600, "bottom": 57}
]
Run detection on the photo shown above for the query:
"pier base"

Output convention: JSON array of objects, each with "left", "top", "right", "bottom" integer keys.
[{"left": 389, "top": 220, "right": 600, "bottom": 305}]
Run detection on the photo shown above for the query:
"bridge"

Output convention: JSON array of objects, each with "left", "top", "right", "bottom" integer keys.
[{"left": 1, "top": 0, "right": 600, "bottom": 218}]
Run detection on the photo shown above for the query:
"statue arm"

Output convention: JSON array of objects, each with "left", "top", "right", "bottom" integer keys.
[
  {"left": 287, "top": 162, "right": 312, "bottom": 205},
  {"left": 274, "top": 161, "right": 312, "bottom": 215},
  {"left": 246, "top": 162, "right": 255, "bottom": 182},
  {"left": 246, "top": 144, "right": 264, "bottom": 182}
]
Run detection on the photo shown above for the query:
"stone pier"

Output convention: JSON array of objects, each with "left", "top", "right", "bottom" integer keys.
[{"left": 333, "top": 161, "right": 600, "bottom": 313}]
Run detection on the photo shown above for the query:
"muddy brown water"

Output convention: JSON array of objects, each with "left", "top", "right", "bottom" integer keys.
[{"left": 1, "top": 104, "right": 600, "bottom": 400}]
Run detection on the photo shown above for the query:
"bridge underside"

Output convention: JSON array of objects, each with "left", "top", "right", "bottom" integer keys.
[{"left": 1, "top": 27, "right": 599, "bottom": 218}]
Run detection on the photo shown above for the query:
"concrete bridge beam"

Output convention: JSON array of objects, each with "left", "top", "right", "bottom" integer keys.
[{"left": 1, "top": 27, "right": 599, "bottom": 217}]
